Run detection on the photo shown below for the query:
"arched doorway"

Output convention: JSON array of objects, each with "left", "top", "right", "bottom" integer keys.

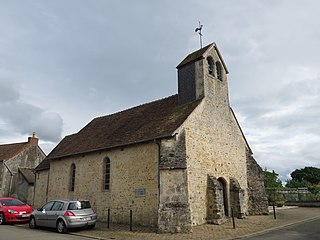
[
  {"left": 207, "top": 175, "right": 228, "bottom": 224},
  {"left": 217, "top": 177, "right": 229, "bottom": 216}
]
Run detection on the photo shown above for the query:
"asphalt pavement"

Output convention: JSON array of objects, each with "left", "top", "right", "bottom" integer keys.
[
  {"left": 242, "top": 218, "right": 320, "bottom": 240},
  {"left": 0, "top": 225, "right": 94, "bottom": 240},
  {"left": 11, "top": 206, "right": 320, "bottom": 240},
  {"left": 72, "top": 206, "right": 320, "bottom": 240}
]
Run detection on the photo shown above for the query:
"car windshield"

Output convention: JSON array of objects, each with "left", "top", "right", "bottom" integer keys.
[
  {"left": 67, "top": 201, "right": 91, "bottom": 210},
  {"left": 0, "top": 199, "right": 25, "bottom": 206}
]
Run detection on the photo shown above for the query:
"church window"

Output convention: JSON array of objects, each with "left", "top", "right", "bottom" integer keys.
[
  {"left": 70, "top": 163, "right": 76, "bottom": 192},
  {"left": 216, "top": 61, "right": 223, "bottom": 81},
  {"left": 103, "top": 157, "right": 110, "bottom": 190},
  {"left": 207, "top": 56, "right": 215, "bottom": 77}
]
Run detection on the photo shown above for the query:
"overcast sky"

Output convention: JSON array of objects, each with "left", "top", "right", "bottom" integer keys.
[{"left": 0, "top": 0, "right": 319, "bottom": 182}]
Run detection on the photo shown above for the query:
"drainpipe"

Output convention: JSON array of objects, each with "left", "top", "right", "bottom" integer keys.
[{"left": 0, "top": 160, "right": 14, "bottom": 196}]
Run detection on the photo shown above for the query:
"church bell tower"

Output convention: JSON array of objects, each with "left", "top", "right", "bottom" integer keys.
[{"left": 176, "top": 43, "right": 229, "bottom": 106}]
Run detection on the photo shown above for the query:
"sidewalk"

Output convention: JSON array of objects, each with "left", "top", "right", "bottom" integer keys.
[{"left": 72, "top": 207, "right": 320, "bottom": 240}]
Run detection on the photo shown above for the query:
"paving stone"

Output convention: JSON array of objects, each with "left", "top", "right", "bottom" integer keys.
[{"left": 72, "top": 207, "right": 320, "bottom": 240}]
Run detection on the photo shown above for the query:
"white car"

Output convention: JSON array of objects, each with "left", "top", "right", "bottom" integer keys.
[{"left": 29, "top": 200, "right": 97, "bottom": 233}]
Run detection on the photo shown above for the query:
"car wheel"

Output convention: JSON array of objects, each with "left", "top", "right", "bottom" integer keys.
[
  {"left": 57, "top": 220, "right": 67, "bottom": 233},
  {"left": 29, "top": 216, "right": 37, "bottom": 229},
  {"left": 0, "top": 212, "right": 5, "bottom": 225}
]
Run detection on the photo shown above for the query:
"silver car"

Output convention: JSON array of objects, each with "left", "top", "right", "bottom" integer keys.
[{"left": 29, "top": 200, "right": 97, "bottom": 233}]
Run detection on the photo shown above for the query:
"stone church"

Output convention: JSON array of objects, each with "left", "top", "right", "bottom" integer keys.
[{"left": 34, "top": 42, "right": 268, "bottom": 233}]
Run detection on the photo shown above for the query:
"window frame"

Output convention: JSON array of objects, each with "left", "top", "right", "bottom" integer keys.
[
  {"left": 103, "top": 157, "right": 111, "bottom": 191},
  {"left": 70, "top": 163, "right": 76, "bottom": 192},
  {"left": 51, "top": 201, "right": 64, "bottom": 211},
  {"left": 42, "top": 201, "right": 55, "bottom": 211}
]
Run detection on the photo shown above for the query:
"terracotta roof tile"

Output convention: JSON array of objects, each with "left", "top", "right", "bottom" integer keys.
[
  {"left": 45, "top": 94, "right": 201, "bottom": 162},
  {"left": 0, "top": 142, "right": 29, "bottom": 160}
]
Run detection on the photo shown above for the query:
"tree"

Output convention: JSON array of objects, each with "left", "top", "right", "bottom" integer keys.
[
  {"left": 285, "top": 179, "right": 312, "bottom": 188},
  {"left": 263, "top": 169, "right": 283, "bottom": 204},
  {"left": 263, "top": 169, "right": 283, "bottom": 188},
  {"left": 290, "top": 167, "right": 320, "bottom": 185}
]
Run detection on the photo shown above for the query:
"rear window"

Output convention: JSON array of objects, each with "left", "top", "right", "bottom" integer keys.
[
  {"left": 67, "top": 201, "right": 91, "bottom": 210},
  {"left": 0, "top": 199, "right": 25, "bottom": 206}
]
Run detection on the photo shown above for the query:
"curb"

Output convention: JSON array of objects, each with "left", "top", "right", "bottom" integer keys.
[{"left": 69, "top": 232, "right": 109, "bottom": 240}]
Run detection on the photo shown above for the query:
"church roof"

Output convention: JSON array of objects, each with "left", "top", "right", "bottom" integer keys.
[
  {"left": 0, "top": 142, "right": 29, "bottom": 160},
  {"left": 177, "top": 43, "right": 213, "bottom": 68},
  {"left": 34, "top": 158, "right": 50, "bottom": 171},
  {"left": 177, "top": 42, "right": 229, "bottom": 74},
  {"left": 40, "top": 95, "right": 201, "bottom": 168}
]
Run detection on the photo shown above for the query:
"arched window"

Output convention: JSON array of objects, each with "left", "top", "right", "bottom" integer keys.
[
  {"left": 70, "top": 164, "right": 76, "bottom": 191},
  {"left": 207, "top": 56, "right": 215, "bottom": 77},
  {"left": 103, "top": 158, "right": 110, "bottom": 190},
  {"left": 216, "top": 61, "right": 223, "bottom": 81}
]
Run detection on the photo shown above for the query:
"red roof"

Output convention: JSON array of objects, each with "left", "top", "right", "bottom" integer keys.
[
  {"left": 0, "top": 142, "right": 29, "bottom": 160},
  {"left": 44, "top": 95, "right": 201, "bottom": 163}
]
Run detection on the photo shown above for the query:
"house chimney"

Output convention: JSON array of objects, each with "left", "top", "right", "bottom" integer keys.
[{"left": 28, "top": 132, "right": 38, "bottom": 146}]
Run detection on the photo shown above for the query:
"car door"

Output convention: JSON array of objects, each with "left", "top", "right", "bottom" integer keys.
[
  {"left": 36, "top": 201, "right": 55, "bottom": 227},
  {"left": 48, "top": 201, "right": 65, "bottom": 228}
]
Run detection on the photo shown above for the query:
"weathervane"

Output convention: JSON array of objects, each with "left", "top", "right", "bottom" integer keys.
[{"left": 195, "top": 21, "right": 203, "bottom": 48}]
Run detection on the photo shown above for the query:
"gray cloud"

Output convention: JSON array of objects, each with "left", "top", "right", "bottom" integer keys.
[
  {"left": 233, "top": 74, "right": 320, "bottom": 181},
  {"left": 0, "top": 78, "right": 63, "bottom": 142}
]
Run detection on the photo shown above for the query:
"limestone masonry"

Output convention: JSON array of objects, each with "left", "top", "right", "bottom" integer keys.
[{"left": 34, "top": 42, "right": 268, "bottom": 233}]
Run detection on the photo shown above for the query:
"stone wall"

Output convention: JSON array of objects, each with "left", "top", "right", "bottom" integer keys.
[
  {"left": 0, "top": 164, "right": 5, "bottom": 196},
  {"left": 158, "top": 169, "right": 191, "bottom": 233},
  {"left": 159, "top": 131, "right": 187, "bottom": 169},
  {"left": 0, "top": 168, "right": 11, "bottom": 197},
  {"left": 179, "top": 46, "right": 250, "bottom": 226},
  {"left": 158, "top": 133, "right": 192, "bottom": 233},
  {"left": 230, "top": 177, "right": 246, "bottom": 218},
  {"left": 33, "top": 170, "right": 49, "bottom": 208},
  {"left": 44, "top": 142, "right": 159, "bottom": 226},
  {"left": 246, "top": 152, "right": 269, "bottom": 215},
  {"left": 17, "top": 172, "right": 30, "bottom": 203},
  {"left": 207, "top": 174, "right": 227, "bottom": 224}
]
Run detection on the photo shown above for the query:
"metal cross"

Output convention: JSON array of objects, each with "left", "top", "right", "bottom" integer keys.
[{"left": 195, "top": 21, "right": 203, "bottom": 48}]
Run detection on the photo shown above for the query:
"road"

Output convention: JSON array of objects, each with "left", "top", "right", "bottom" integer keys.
[
  {"left": 244, "top": 218, "right": 320, "bottom": 240},
  {"left": 0, "top": 224, "right": 95, "bottom": 240}
]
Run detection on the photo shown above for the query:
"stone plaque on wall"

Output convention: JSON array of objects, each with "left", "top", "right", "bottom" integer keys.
[{"left": 135, "top": 188, "right": 146, "bottom": 197}]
